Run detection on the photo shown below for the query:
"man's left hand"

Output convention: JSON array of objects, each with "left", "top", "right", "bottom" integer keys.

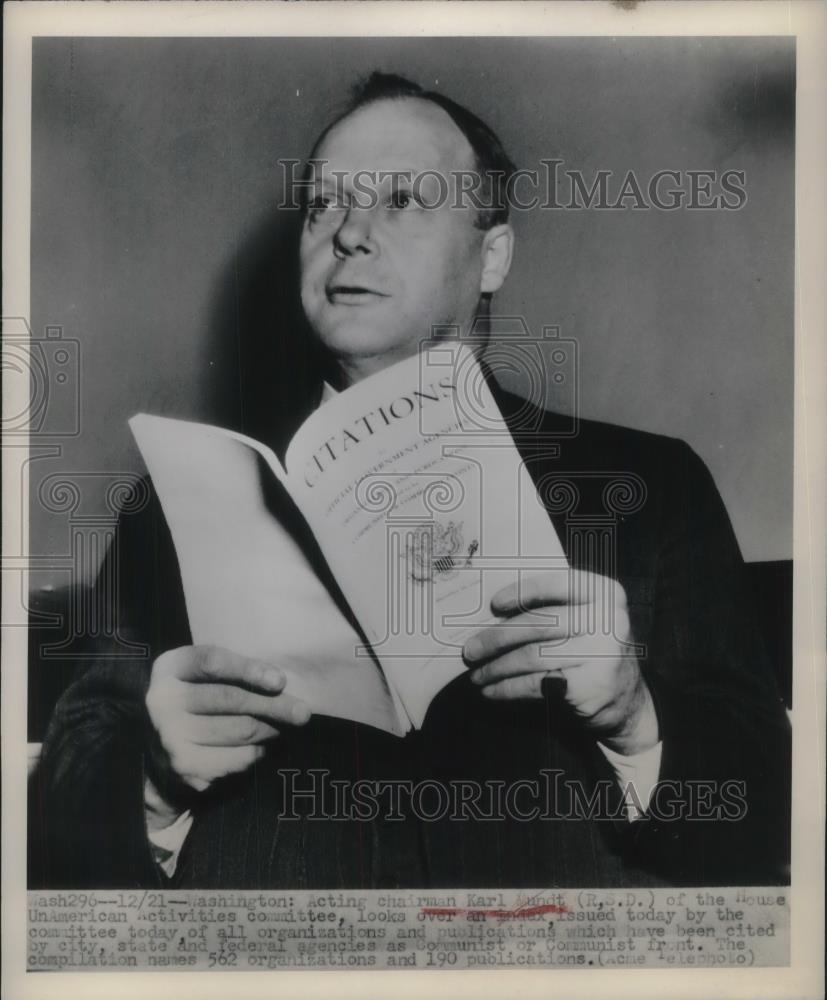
[{"left": 463, "top": 570, "right": 660, "bottom": 756}]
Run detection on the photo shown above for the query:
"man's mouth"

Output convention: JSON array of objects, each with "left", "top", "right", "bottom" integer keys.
[{"left": 325, "top": 284, "right": 389, "bottom": 304}]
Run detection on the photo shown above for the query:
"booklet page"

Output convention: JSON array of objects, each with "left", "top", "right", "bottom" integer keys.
[
  {"left": 283, "top": 345, "right": 567, "bottom": 727},
  {"left": 129, "top": 414, "right": 409, "bottom": 736}
]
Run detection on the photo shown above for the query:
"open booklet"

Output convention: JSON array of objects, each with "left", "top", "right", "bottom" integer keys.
[{"left": 129, "top": 344, "right": 567, "bottom": 737}]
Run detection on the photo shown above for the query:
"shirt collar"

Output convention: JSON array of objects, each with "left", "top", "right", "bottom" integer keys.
[{"left": 319, "top": 380, "right": 339, "bottom": 407}]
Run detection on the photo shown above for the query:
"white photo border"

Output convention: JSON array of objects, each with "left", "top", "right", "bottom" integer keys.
[{"left": 3, "top": 3, "right": 825, "bottom": 999}]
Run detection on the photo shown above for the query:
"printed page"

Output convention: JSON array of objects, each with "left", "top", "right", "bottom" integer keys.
[
  {"left": 129, "top": 414, "right": 408, "bottom": 736},
  {"left": 284, "top": 345, "right": 568, "bottom": 727}
]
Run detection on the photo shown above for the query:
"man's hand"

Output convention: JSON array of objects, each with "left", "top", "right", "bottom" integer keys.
[
  {"left": 145, "top": 645, "right": 311, "bottom": 819},
  {"left": 463, "top": 570, "right": 659, "bottom": 756}
]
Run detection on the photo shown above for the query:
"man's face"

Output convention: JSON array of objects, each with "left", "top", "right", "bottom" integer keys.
[{"left": 299, "top": 98, "right": 489, "bottom": 377}]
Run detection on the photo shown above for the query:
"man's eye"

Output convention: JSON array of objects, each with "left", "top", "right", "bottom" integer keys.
[
  {"left": 387, "top": 189, "right": 418, "bottom": 211},
  {"left": 307, "top": 195, "right": 345, "bottom": 218}
]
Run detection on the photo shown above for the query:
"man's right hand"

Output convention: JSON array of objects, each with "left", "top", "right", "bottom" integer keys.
[{"left": 145, "top": 645, "right": 312, "bottom": 801}]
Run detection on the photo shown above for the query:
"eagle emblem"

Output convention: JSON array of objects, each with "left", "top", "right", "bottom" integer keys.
[{"left": 405, "top": 520, "right": 479, "bottom": 584}]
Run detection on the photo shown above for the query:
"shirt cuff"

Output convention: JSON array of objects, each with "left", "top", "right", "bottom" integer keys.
[
  {"left": 597, "top": 740, "right": 663, "bottom": 822},
  {"left": 146, "top": 808, "right": 194, "bottom": 878}
]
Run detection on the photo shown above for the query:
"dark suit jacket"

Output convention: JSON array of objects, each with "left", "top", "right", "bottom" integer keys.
[{"left": 28, "top": 386, "right": 791, "bottom": 889}]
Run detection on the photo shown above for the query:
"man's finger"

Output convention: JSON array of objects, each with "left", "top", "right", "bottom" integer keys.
[
  {"left": 469, "top": 644, "right": 584, "bottom": 686},
  {"left": 184, "top": 714, "right": 282, "bottom": 747},
  {"left": 167, "top": 646, "right": 286, "bottom": 693},
  {"left": 183, "top": 683, "right": 311, "bottom": 726},
  {"left": 464, "top": 609, "right": 574, "bottom": 664},
  {"left": 173, "top": 745, "right": 267, "bottom": 787},
  {"left": 479, "top": 672, "right": 548, "bottom": 700},
  {"left": 491, "top": 570, "right": 608, "bottom": 614}
]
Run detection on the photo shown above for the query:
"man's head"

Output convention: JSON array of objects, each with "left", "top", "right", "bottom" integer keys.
[{"left": 298, "top": 73, "right": 516, "bottom": 384}]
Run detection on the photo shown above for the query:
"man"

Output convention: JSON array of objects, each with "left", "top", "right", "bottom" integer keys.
[{"left": 30, "top": 73, "right": 790, "bottom": 889}]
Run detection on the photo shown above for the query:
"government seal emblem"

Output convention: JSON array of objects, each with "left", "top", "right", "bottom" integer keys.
[{"left": 405, "top": 520, "right": 479, "bottom": 584}]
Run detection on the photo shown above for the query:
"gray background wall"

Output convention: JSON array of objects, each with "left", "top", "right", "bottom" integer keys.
[{"left": 30, "top": 36, "right": 794, "bottom": 582}]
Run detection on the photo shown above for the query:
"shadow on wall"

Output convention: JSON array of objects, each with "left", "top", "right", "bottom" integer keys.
[{"left": 206, "top": 207, "right": 329, "bottom": 458}]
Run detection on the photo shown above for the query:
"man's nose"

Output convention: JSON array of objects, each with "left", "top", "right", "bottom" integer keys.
[{"left": 333, "top": 206, "right": 377, "bottom": 258}]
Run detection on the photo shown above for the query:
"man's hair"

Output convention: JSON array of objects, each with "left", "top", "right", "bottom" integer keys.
[{"left": 309, "top": 71, "right": 517, "bottom": 230}]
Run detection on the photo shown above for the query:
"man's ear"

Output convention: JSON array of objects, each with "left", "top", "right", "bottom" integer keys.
[{"left": 479, "top": 224, "right": 514, "bottom": 295}]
